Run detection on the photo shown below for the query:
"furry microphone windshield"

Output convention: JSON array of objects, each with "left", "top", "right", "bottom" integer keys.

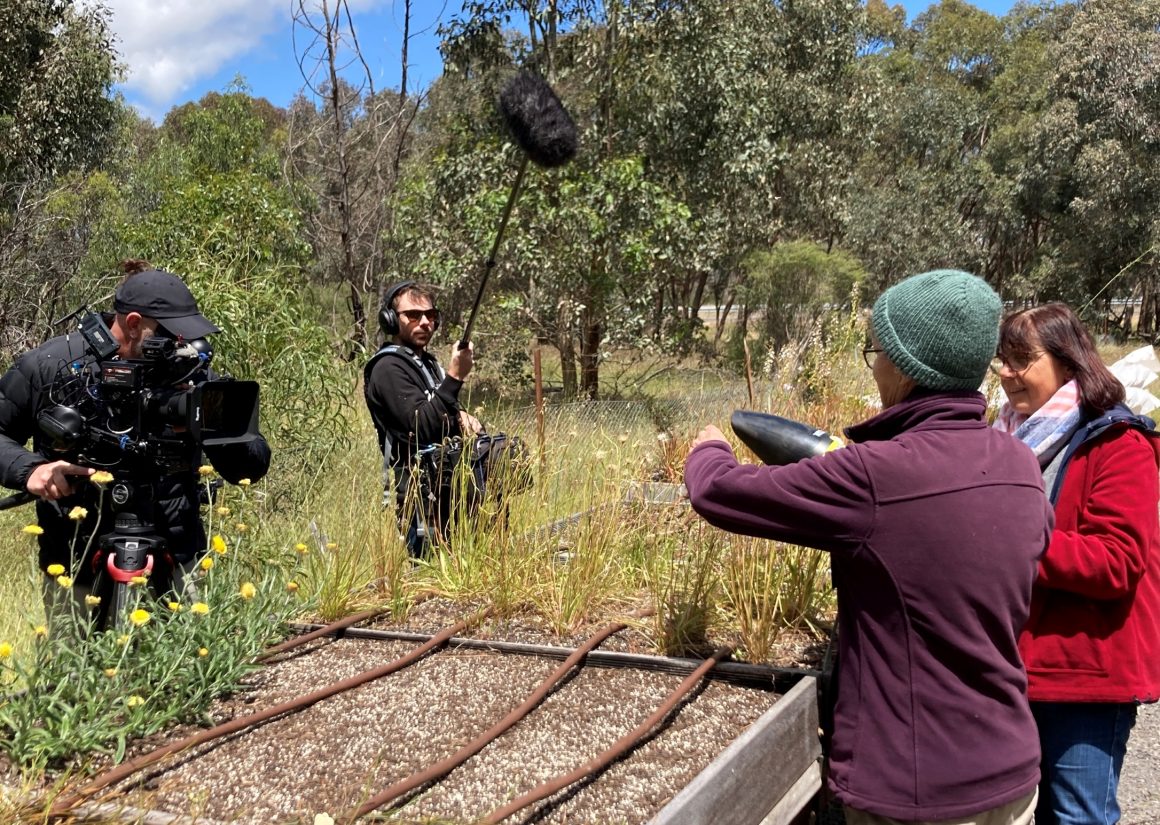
[
  {"left": 458, "top": 71, "right": 580, "bottom": 349},
  {"left": 498, "top": 71, "right": 579, "bottom": 169}
]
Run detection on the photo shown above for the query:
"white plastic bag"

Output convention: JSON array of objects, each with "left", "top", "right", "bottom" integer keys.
[{"left": 1109, "top": 346, "right": 1160, "bottom": 416}]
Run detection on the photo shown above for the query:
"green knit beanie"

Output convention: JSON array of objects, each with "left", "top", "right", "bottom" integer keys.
[{"left": 871, "top": 269, "right": 1001, "bottom": 391}]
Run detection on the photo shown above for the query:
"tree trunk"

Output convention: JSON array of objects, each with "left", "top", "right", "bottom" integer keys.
[
  {"left": 557, "top": 301, "right": 577, "bottom": 399},
  {"left": 580, "top": 302, "right": 602, "bottom": 400}
]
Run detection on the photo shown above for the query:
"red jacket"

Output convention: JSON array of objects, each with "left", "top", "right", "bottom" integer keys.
[{"left": 1020, "top": 414, "right": 1160, "bottom": 703}]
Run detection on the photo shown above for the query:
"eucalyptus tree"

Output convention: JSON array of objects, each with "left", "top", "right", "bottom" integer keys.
[
  {"left": 0, "top": 0, "right": 122, "bottom": 353},
  {"left": 288, "top": 0, "right": 423, "bottom": 351},
  {"left": 1020, "top": 0, "right": 1160, "bottom": 334}
]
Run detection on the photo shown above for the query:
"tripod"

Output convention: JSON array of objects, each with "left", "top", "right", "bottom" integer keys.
[{"left": 90, "top": 480, "right": 173, "bottom": 632}]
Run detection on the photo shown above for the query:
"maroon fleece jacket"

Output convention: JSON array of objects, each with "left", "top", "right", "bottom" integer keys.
[{"left": 684, "top": 391, "right": 1053, "bottom": 821}]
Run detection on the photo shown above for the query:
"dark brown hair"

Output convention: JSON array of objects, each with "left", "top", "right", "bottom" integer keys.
[
  {"left": 998, "top": 303, "right": 1124, "bottom": 416},
  {"left": 391, "top": 283, "right": 438, "bottom": 310}
]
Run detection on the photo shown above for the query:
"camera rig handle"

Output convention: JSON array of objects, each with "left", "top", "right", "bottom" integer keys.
[{"left": 0, "top": 490, "right": 34, "bottom": 511}]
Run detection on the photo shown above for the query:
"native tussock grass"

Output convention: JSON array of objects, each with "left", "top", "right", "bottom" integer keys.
[{"left": 0, "top": 317, "right": 879, "bottom": 788}]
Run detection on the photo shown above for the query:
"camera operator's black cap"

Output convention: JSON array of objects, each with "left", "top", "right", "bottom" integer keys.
[{"left": 113, "top": 269, "right": 220, "bottom": 339}]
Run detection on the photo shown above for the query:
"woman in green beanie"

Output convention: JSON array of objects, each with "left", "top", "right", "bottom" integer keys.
[{"left": 686, "top": 269, "right": 1051, "bottom": 824}]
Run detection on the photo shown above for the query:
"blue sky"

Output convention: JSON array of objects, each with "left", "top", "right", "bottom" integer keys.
[{"left": 104, "top": 0, "right": 1019, "bottom": 122}]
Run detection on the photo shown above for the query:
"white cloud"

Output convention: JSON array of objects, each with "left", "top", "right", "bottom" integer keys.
[{"left": 100, "top": 0, "right": 286, "bottom": 108}]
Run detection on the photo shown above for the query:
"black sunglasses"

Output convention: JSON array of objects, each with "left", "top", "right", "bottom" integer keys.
[{"left": 399, "top": 308, "right": 440, "bottom": 323}]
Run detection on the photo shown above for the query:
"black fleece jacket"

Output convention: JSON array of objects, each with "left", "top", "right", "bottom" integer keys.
[
  {"left": 0, "top": 333, "right": 272, "bottom": 578},
  {"left": 363, "top": 344, "right": 464, "bottom": 468}
]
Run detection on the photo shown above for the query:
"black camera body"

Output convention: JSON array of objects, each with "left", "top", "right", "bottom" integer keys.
[{"left": 38, "top": 309, "right": 260, "bottom": 474}]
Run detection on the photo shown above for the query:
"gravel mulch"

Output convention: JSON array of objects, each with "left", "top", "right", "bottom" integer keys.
[{"left": 95, "top": 635, "right": 782, "bottom": 824}]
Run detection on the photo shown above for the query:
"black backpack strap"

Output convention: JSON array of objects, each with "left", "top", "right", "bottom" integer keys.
[{"left": 364, "top": 344, "right": 447, "bottom": 498}]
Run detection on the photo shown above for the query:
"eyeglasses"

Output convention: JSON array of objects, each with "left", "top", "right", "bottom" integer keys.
[
  {"left": 990, "top": 351, "right": 1045, "bottom": 376},
  {"left": 862, "top": 346, "right": 884, "bottom": 369},
  {"left": 399, "top": 308, "right": 440, "bottom": 324}
]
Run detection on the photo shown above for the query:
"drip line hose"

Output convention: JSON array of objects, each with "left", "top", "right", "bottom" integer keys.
[
  {"left": 482, "top": 646, "right": 734, "bottom": 824},
  {"left": 47, "top": 609, "right": 491, "bottom": 820},
  {"left": 346, "top": 607, "right": 655, "bottom": 821}
]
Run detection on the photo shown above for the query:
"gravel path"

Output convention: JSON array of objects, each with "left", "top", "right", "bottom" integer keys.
[{"left": 1120, "top": 703, "right": 1160, "bottom": 824}]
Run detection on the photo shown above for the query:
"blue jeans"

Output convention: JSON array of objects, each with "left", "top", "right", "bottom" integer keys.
[{"left": 1032, "top": 701, "right": 1138, "bottom": 825}]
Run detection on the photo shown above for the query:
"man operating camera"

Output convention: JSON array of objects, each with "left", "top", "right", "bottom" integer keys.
[{"left": 0, "top": 265, "right": 271, "bottom": 625}]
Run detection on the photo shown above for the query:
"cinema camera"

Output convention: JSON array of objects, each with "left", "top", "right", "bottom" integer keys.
[
  {"left": 31, "top": 308, "right": 261, "bottom": 628},
  {"left": 37, "top": 308, "right": 260, "bottom": 470}
]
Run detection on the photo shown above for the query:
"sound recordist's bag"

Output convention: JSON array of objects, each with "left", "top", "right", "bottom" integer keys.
[{"left": 418, "top": 432, "right": 533, "bottom": 511}]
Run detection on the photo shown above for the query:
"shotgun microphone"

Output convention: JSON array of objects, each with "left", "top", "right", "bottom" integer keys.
[{"left": 459, "top": 71, "right": 579, "bottom": 349}]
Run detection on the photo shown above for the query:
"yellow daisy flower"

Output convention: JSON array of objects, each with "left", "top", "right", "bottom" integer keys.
[
  {"left": 56, "top": 575, "right": 73, "bottom": 588},
  {"left": 90, "top": 470, "right": 114, "bottom": 486},
  {"left": 104, "top": 668, "right": 117, "bottom": 678},
  {"left": 235, "top": 523, "right": 248, "bottom": 533},
  {"left": 167, "top": 601, "right": 182, "bottom": 613},
  {"left": 116, "top": 634, "right": 130, "bottom": 646},
  {"left": 325, "top": 542, "right": 338, "bottom": 551},
  {"left": 239, "top": 582, "right": 256, "bottom": 600},
  {"left": 237, "top": 478, "right": 251, "bottom": 487},
  {"left": 286, "top": 581, "right": 299, "bottom": 593},
  {"left": 200, "top": 556, "right": 214, "bottom": 571},
  {"left": 197, "top": 647, "right": 209, "bottom": 657},
  {"left": 0, "top": 642, "right": 12, "bottom": 658},
  {"left": 294, "top": 543, "right": 309, "bottom": 554},
  {"left": 198, "top": 465, "right": 215, "bottom": 477},
  {"left": 191, "top": 602, "right": 210, "bottom": 615},
  {"left": 85, "top": 595, "right": 101, "bottom": 607},
  {"left": 68, "top": 506, "right": 87, "bottom": 521},
  {"left": 211, "top": 535, "right": 227, "bottom": 554},
  {"left": 130, "top": 575, "right": 148, "bottom": 586},
  {"left": 46, "top": 564, "right": 65, "bottom": 576},
  {"left": 126, "top": 695, "right": 145, "bottom": 708},
  {"left": 128, "top": 609, "right": 151, "bottom": 627},
  {"left": 22, "top": 524, "right": 44, "bottom": 536},
  {"left": 33, "top": 625, "right": 47, "bottom": 639},
  {"left": 215, "top": 506, "right": 231, "bottom": 517}
]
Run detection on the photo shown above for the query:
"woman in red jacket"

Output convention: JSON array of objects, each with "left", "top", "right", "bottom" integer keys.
[{"left": 994, "top": 303, "right": 1160, "bottom": 825}]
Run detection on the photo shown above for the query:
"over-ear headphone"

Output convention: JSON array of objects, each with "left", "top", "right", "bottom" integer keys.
[{"left": 379, "top": 281, "right": 416, "bottom": 336}]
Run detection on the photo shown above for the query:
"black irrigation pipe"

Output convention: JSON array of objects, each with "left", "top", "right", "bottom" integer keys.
[
  {"left": 289, "top": 622, "right": 820, "bottom": 693},
  {"left": 344, "top": 608, "right": 656, "bottom": 822},
  {"left": 46, "top": 610, "right": 492, "bottom": 821},
  {"left": 481, "top": 646, "right": 735, "bottom": 824}
]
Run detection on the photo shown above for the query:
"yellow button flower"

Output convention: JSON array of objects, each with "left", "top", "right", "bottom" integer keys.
[
  {"left": 85, "top": 595, "right": 101, "bottom": 607},
  {"left": 33, "top": 625, "right": 47, "bottom": 639},
  {"left": 90, "top": 470, "right": 114, "bottom": 486},
  {"left": 167, "top": 601, "right": 182, "bottom": 613},
  {"left": 200, "top": 556, "right": 214, "bottom": 571},
  {"left": 68, "top": 506, "right": 87, "bottom": 521},
  {"left": 126, "top": 695, "right": 145, "bottom": 708},
  {"left": 197, "top": 647, "right": 209, "bottom": 658},
  {"left": 325, "top": 542, "right": 338, "bottom": 551},
  {"left": 104, "top": 668, "right": 117, "bottom": 678},
  {"left": 46, "top": 564, "right": 65, "bottom": 576},
  {"left": 128, "top": 609, "right": 151, "bottom": 627},
  {"left": 211, "top": 535, "right": 227, "bottom": 554},
  {"left": 237, "top": 478, "right": 252, "bottom": 487},
  {"left": 191, "top": 602, "right": 210, "bottom": 615},
  {"left": 294, "top": 543, "right": 309, "bottom": 555},
  {"left": 116, "top": 634, "right": 130, "bottom": 646},
  {"left": 235, "top": 523, "right": 248, "bottom": 533},
  {"left": 0, "top": 642, "right": 12, "bottom": 659},
  {"left": 286, "top": 581, "right": 299, "bottom": 593},
  {"left": 239, "top": 582, "right": 256, "bottom": 600},
  {"left": 130, "top": 575, "right": 148, "bottom": 586},
  {"left": 56, "top": 575, "right": 73, "bottom": 588},
  {"left": 215, "top": 506, "right": 231, "bottom": 517},
  {"left": 22, "top": 524, "right": 44, "bottom": 535},
  {"left": 198, "top": 465, "right": 215, "bottom": 477}
]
